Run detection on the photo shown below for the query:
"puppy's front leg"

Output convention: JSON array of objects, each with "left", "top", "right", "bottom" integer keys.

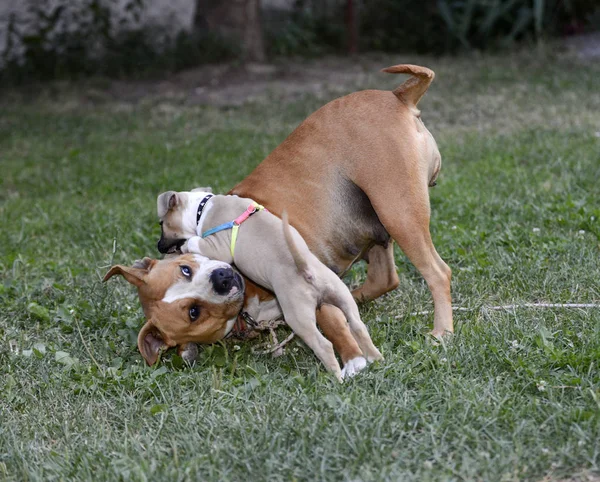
[
  {"left": 181, "top": 236, "right": 233, "bottom": 264},
  {"left": 180, "top": 236, "right": 203, "bottom": 254}
]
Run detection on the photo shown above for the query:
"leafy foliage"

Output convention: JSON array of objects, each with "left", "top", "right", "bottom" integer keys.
[
  {"left": 361, "top": 0, "right": 599, "bottom": 52},
  {"left": 263, "top": 3, "right": 346, "bottom": 57},
  {"left": 435, "top": 0, "right": 581, "bottom": 49}
]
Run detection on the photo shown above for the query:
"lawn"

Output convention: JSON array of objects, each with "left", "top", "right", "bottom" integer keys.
[{"left": 1, "top": 48, "right": 599, "bottom": 481}]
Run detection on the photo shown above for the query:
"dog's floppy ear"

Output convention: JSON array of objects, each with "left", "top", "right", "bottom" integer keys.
[
  {"left": 191, "top": 186, "right": 213, "bottom": 193},
  {"left": 137, "top": 321, "right": 167, "bottom": 366},
  {"left": 103, "top": 257, "right": 156, "bottom": 288},
  {"left": 157, "top": 191, "right": 180, "bottom": 218}
]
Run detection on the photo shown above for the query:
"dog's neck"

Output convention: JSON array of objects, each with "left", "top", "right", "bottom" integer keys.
[
  {"left": 181, "top": 192, "right": 215, "bottom": 237},
  {"left": 195, "top": 194, "right": 214, "bottom": 225}
]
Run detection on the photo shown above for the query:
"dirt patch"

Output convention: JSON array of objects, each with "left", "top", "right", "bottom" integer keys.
[
  {"left": 99, "top": 54, "right": 394, "bottom": 106},
  {"left": 565, "top": 32, "right": 600, "bottom": 59},
  {"left": 82, "top": 34, "right": 600, "bottom": 108},
  {"left": 3, "top": 38, "right": 598, "bottom": 140},
  {"left": 544, "top": 471, "right": 600, "bottom": 482}
]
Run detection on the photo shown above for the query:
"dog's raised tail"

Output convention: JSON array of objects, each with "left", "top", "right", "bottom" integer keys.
[
  {"left": 282, "top": 210, "right": 314, "bottom": 284},
  {"left": 382, "top": 64, "right": 434, "bottom": 107}
]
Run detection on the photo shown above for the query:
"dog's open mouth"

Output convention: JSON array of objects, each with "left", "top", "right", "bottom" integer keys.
[
  {"left": 227, "top": 272, "right": 245, "bottom": 298},
  {"left": 159, "top": 238, "right": 186, "bottom": 255},
  {"left": 167, "top": 244, "right": 181, "bottom": 254},
  {"left": 233, "top": 272, "right": 244, "bottom": 290}
]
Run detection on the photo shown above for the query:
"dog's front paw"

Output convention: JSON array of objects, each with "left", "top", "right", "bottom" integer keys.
[{"left": 180, "top": 236, "right": 201, "bottom": 254}]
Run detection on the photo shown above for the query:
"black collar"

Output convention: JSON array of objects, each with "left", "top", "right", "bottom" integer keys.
[{"left": 196, "top": 194, "right": 214, "bottom": 225}]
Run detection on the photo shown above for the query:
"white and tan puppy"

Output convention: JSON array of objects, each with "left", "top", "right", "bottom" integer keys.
[{"left": 158, "top": 190, "right": 383, "bottom": 380}]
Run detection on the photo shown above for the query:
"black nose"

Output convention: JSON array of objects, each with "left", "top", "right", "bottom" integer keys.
[{"left": 210, "top": 268, "right": 235, "bottom": 295}]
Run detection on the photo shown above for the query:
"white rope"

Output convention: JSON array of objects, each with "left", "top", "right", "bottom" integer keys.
[
  {"left": 410, "top": 303, "right": 600, "bottom": 316},
  {"left": 252, "top": 329, "right": 295, "bottom": 357}
]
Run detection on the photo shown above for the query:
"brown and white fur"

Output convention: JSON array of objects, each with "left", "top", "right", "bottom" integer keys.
[
  {"left": 103, "top": 254, "right": 245, "bottom": 365},
  {"left": 159, "top": 190, "right": 383, "bottom": 380}
]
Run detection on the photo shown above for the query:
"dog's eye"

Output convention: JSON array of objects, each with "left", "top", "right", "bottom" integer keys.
[
  {"left": 189, "top": 305, "right": 200, "bottom": 321},
  {"left": 180, "top": 265, "right": 192, "bottom": 278}
]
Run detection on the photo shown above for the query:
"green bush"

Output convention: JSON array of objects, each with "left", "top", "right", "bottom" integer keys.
[
  {"left": 263, "top": 5, "right": 346, "bottom": 57},
  {"left": 264, "top": 0, "right": 600, "bottom": 56},
  {"left": 360, "top": 0, "right": 447, "bottom": 54},
  {"left": 1, "top": 0, "right": 598, "bottom": 84},
  {"left": 368, "top": 0, "right": 600, "bottom": 52},
  {"left": 433, "top": 0, "right": 598, "bottom": 50}
]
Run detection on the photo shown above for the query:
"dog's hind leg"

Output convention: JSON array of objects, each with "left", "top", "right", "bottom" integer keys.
[
  {"left": 324, "top": 278, "right": 383, "bottom": 363},
  {"left": 317, "top": 304, "right": 368, "bottom": 379},
  {"left": 351, "top": 243, "right": 399, "bottom": 302},
  {"left": 366, "top": 185, "right": 453, "bottom": 338},
  {"left": 277, "top": 294, "right": 342, "bottom": 381}
]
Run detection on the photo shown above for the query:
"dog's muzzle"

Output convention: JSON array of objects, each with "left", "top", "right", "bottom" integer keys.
[{"left": 157, "top": 237, "right": 186, "bottom": 254}]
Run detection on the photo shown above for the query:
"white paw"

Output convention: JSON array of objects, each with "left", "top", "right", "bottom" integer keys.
[
  {"left": 180, "top": 237, "right": 197, "bottom": 254},
  {"left": 179, "top": 343, "right": 199, "bottom": 364},
  {"left": 340, "top": 356, "right": 367, "bottom": 379}
]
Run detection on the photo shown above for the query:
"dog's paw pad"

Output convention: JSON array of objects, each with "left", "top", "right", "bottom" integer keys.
[{"left": 340, "top": 356, "right": 368, "bottom": 379}]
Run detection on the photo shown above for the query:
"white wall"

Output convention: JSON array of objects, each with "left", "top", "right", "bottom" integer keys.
[
  {"left": 0, "top": 0, "right": 298, "bottom": 66},
  {"left": 0, "top": 0, "right": 196, "bottom": 65}
]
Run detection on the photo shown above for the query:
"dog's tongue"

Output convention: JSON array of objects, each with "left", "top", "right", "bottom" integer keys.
[
  {"left": 231, "top": 316, "right": 248, "bottom": 336},
  {"left": 229, "top": 315, "right": 260, "bottom": 341}
]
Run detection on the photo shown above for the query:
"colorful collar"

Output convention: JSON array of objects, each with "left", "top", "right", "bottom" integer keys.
[{"left": 201, "top": 202, "right": 267, "bottom": 258}]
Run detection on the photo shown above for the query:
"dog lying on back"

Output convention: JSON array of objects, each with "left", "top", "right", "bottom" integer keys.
[
  {"left": 104, "top": 254, "right": 371, "bottom": 378},
  {"left": 158, "top": 189, "right": 383, "bottom": 380},
  {"left": 103, "top": 254, "right": 245, "bottom": 365}
]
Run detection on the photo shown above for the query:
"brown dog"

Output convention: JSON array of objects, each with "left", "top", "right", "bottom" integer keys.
[{"left": 160, "top": 64, "right": 452, "bottom": 338}]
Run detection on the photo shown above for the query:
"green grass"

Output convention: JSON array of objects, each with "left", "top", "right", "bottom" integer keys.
[{"left": 1, "top": 49, "right": 600, "bottom": 481}]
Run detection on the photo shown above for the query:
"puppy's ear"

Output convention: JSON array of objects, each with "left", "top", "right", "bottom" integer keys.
[
  {"left": 103, "top": 258, "right": 156, "bottom": 288},
  {"left": 137, "top": 321, "right": 167, "bottom": 366},
  {"left": 157, "top": 191, "right": 180, "bottom": 218},
  {"left": 191, "top": 186, "right": 213, "bottom": 193}
]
